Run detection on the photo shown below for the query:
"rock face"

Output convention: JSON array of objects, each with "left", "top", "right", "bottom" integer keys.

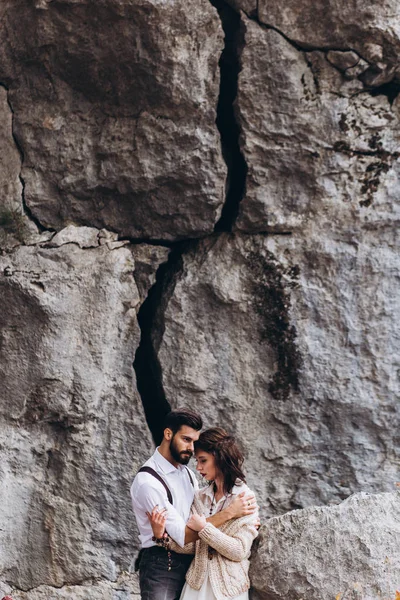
[
  {"left": 0, "top": 234, "right": 167, "bottom": 591},
  {"left": 250, "top": 491, "right": 400, "bottom": 600},
  {"left": 1, "top": 572, "right": 140, "bottom": 600},
  {"left": 157, "top": 233, "right": 400, "bottom": 516},
  {"left": 231, "top": 0, "right": 400, "bottom": 88},
  {"left": 0, "top": 86, "right": 22, "bottom": 216},
  {"left": 0, "top": 85, "right": 37, "bottom": 248},
  {"left": 1, "top": 0, "right": 400, "bottom": 597},
  {"left": 0, "top": 0, "right": 226, "bottom": 241},
  {"left": 236, "top": 20, "right": 400, "bottom": 234},
  {"left": 256, "top": 0, "right": 400, "bottom": 86}
]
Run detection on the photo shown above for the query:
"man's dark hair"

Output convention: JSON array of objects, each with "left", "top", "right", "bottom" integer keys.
[{"left": 163, "top": 409, "right": 203, "bottom": 435}]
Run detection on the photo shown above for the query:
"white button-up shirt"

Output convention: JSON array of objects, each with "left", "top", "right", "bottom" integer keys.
[{"left": 130, "top": 448, "right": 198, "bottom": 548}]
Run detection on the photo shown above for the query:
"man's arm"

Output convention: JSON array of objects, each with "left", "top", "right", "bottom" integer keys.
[{"left": 184, "top": 491, "right": 257, "bottom": 544}]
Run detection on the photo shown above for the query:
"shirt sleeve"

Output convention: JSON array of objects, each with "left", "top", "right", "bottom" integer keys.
[{"left": 134, "top": 481, "right": 188, "bottom": 548}]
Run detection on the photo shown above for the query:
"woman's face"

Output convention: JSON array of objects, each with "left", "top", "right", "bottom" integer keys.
[{"left": 195, "top": 450, "right": 218, "bottom": 481}]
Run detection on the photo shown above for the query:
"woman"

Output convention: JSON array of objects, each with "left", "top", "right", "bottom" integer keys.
[{"left": 149, "top": 428, "right": 259, "bottom": 600}]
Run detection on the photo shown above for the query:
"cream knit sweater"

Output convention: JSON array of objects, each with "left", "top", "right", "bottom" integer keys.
[{"left": 169, "top": 488, "right": 259, "bottom": 600}]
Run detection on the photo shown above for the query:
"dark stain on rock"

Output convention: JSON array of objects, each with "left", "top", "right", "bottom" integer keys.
[
  {"left": 247, "top": 249, "right": 301, "bottom": 401},
  {"left": 368, "top": 79, "right": 400, "bottom": 105},
  {"left": 333, "top": 135, "right": 397, "bottom": 206},
  {"left": 360, "top": 160, "right": 390, "bottom": 207},
  {"left": 338, "top": 113, "right": 349, "bottom": 133},
  {"left": 359, "top": 133, "right": 394, "bottom": 206},
  {"left": 333, "top": 140, "right": 352, "bottom": 154},
  {"left": 368, "top": 133, "right": 383, "bottom": 151},
  {"left": 301, "top": 73, "right": 315, "bottom": 102}
]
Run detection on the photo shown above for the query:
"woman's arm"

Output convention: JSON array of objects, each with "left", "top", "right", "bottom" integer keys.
[
  {"left": 146, "top": 506, "right": 167, "bottom": 538},
  {"left": 184, "top": 491, "right": 258, "bottom": 544},
  {"left": 168, "top": 537, "right": 196, "bottom": 555},
  {"left": 198, "top": 517, "right": 259, "bottom": 562}
]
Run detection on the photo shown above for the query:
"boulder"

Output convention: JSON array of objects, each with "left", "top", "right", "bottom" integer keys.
[{"left": 251, "top": 491, "right": 400, "bottom": 600}]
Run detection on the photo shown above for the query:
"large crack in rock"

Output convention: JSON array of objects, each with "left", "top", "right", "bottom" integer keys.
[
  {"left": 210, "top": 0, "right": 248, "bottom": 232},
  {"left": 133, "top": 241, "right": 194, "bottom": 445}
]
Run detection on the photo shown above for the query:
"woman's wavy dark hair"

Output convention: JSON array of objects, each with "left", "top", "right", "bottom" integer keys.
[{"left": 194, "top": 427, "right": 246, "bottom": 494}]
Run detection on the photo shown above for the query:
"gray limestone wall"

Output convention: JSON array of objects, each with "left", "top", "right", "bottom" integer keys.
[{"left": 0, "top": 0, "right": 399, "bottom": 598}]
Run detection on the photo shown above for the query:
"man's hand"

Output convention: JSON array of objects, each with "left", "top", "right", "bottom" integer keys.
[
  {"left": 146, "top": 505, "right": 167, "bottom": 538},
  {"left": 227, "top": 492, "right": 257, "bottom": 519},
  {"left": 187, "top": 513, "right": 207, "bottom": 532}
]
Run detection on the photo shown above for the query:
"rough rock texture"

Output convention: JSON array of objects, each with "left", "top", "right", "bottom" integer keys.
[
  {"left": 256, "top": 0, "right": 400, "bottom": 86},
  {"left": 0, "top": 86, "right": 22, "bottom": 215},
  {"left": 0, "top": 0, "right": 226, "bottom": 241},
  {"left": 0, "top": 85, "right": 37, "bottom": 248},
  {"left": 236, "top": 20, "right": 400, "bottom": 233},
  {"left": 0, "top": 233, "right": 167, "bottom": 591},
  {"left": 231, "top": 0, "right": 400, "bottom": 88},
  {"left": 250, "top": 491, "right": 400, "bottom": 600},
  {"left": 157, "top": 233, "right": 400, "bottom": 516},
  {"left": 1, "top": 0, "right": 400, "bottom": 597},
  {"left": 0, "top": 572, "right": 140, "bottom": 600}
]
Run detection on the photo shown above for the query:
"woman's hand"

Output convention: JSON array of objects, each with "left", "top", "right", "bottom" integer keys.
[
  {"left": 228, "top": 492, "right": 258, "bottom": 518},
  {"left": 187, "top": 513, "right": 207, "bottom": 532},
  {"left": 146, "top": 505, "right": 167, "bottom": 538}
]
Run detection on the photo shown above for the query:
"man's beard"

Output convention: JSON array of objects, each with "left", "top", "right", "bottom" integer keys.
[{"left": 170, "top": 436, "right": 193, "bottom": 465}]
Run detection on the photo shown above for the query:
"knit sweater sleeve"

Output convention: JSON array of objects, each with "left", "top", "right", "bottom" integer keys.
[
  {"left": 198, "top": 518, "right": 258, "bottom": 562},
  {"left": 166, "top": 501, "right": 199, "bottom": 555},
  {"left": 168, "top": 538, "right": 196, "bottom": 555}
]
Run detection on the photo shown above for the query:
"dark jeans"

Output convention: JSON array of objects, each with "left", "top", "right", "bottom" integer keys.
[{"left": 139, "top": 546, "right": 193, "bottom": 600}]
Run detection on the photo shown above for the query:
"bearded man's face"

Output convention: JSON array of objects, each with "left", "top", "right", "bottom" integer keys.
[{"left": 169, "top": 426, "right": 200, "bottom": 465}]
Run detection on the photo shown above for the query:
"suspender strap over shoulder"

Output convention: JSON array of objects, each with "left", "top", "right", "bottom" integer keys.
[
  {"left": 185, "top": 466, "right": 194, "bottom": 487},
  {"left": 137, "top": 466, "right": 173, "bottom": 504},
  {"left": 137, "top": 465, "right": 194, "bottom": 503}
]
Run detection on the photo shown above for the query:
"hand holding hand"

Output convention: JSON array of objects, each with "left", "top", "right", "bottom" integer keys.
[
  {"left": 229, "top": 492, "right": 258, "bottom": 518},
  {"left": 146, "top": 505, "right": 167, "bottom": 538},
  {"left": 187, "top": 513, "right": 207, "bottom": 532}
]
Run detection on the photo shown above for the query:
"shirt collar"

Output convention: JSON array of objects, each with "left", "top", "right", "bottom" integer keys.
[
  {"left": 202, "top": 482, "right": 215, "bottom": 500},
  {"left": 153, "top": 447, "right": 181, "bottom": 475}
]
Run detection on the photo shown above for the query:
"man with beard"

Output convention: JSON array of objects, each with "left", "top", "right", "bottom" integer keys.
[{"left": 130, "top": 409, "right": 257, "bottom": 600}]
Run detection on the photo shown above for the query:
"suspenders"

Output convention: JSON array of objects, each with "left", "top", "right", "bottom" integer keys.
[
  {"left": 134, "top": 465, "right": 194, "bottom": 572},
  {"left": 137, "top": 465, "right": 194, "bottom": 506},
  {"left": 185, "top": 466, "right": 195, "bottom": 488}
]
